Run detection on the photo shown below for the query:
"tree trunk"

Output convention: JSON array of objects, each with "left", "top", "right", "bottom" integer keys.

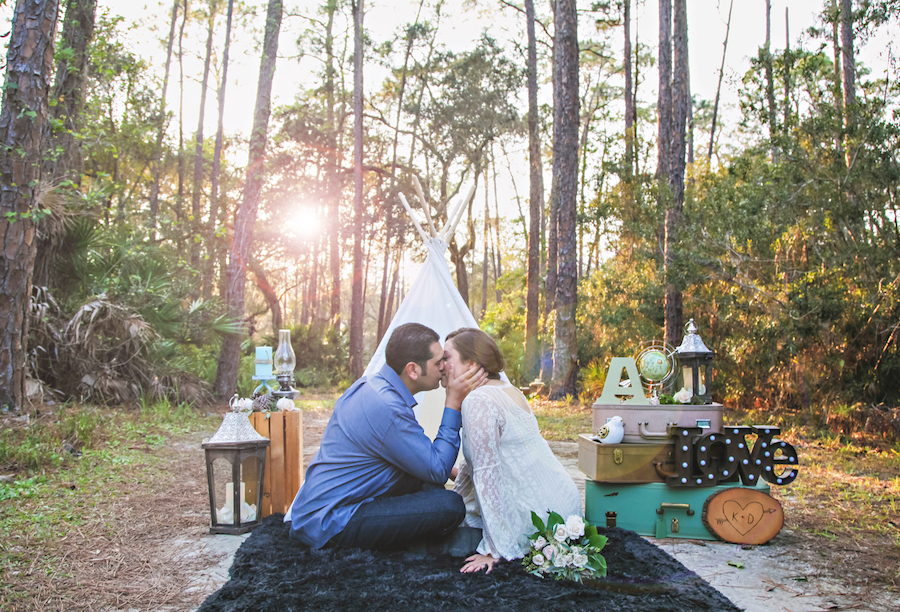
[
  {"left": 191, "top": 7, "right": 216, "bottom": 272},
  {"left": 349, "top": 0, "right": 365, "bottom": 380},
  {"left": 491, "top": 152, "right": 502, "bottom": 303},
  {"left": 176, "top": 0, "right": 189, "bottom": 253},
  {"left": 42, "top": 0, "right": 96, "bottom": 183},
  {"left": 309, "top": 235, "right": 320, "bottom": 323},
  {"left": 204, "top": 0, "right": 234, "bottom": 299},
  {"left": 523, "top": 0, "right": 544, "bottom": 382},
  {"left": 840, "top": 0, "right": 856, "bottom": 146},
  {"left": 657, "top": 0, "right": 672, "bottom": 342},
  {"left": 632, "top": 10, "right": 641, "bottom": 175},
  {"left": 449, "top": 193, "right": 476, "bottom": 307},
  {"left": 0, "top": 0, "right": 59, "bottom": 410},
  {"left": 764, "top": 0, "right": 777, "bottom": 158},
  {"left": 708, "top": 0, "right": 733, "bottom": 159},
  {"left": 665, "top": 0, "right": 688, "bottom": 348},
  {"left": 324, "top": 0, "right": 341, "bottom": 330},
  {"left": 657, "top": 0, "right": 672, "bottom": 192},
  {"left": 578, "top": 79, "right": 600, "bottom": 279},
  {"left": 377, "top": 212, "right": 391, "bottom": 341},
  {"left": 214, "top": 0, "right": 282, "bottom": 398},
  {"left": 300, "top": 255, "right": 310, "bottom": 325},
  {"left": 550, "top": 0, "right": 579, "bottom": 400},
  {"left": 481, "top": 184, "right": 489, "bottom": 318},
  {"left": 783, "top": 7, "right": 791, "bottom": 131},
  {"left": 379, "top": 1, "right": 424, "bottom": 340},
  {"left": 384, "top": 233, "right": 402, "bottom": 333},
  {"left": 34, "top": 0, "right": 96, "bottom": 288},
  {"left": 251, "top": 259, "right": 283, "bottom": 333},
  {"left": 831, "top": 0, "right": 844, "bottom": 157},
  {"left": 623, "top": 0, "right": 635, "bottom": 176},
  {"left": 148, "top": 0, "right": 179, "bottom": 241},
  {"left": 686, "top": 58, "right": 694, "bottom": 167}
]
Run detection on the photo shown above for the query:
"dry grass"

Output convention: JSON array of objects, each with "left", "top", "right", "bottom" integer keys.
[
  {"left": 531, "top": 398, "right": 592, "bottom": 441},
  {"left": 0, "top": 406, "right": 221, "bottom": 612},
  {"left": 771, "top": 434, "right": 900, "bottom": 589}
]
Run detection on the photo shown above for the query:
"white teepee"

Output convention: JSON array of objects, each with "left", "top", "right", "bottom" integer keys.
[{"left": 364, "top": 180, "right": 504, "bottom": 442}]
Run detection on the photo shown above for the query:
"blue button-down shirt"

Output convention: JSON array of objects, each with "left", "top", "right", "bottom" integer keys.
[{"left": 285, "top": 364, "right": 462, "bottom": 549}]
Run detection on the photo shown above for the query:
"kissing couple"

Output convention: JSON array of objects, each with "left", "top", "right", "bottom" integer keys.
[{"left": 285, "top": 322, "right": 581, "bottom": 573}]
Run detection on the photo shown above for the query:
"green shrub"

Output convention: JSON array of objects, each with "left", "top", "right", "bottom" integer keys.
[
  {"left": 481, "top": 286, "right": 526, "bottom": 385},
  {"left": 59, "top": 405, "right": 101, "bottom": 448},
  {"left": 0, "top": 427, "right": 65, "bottom": 472}
]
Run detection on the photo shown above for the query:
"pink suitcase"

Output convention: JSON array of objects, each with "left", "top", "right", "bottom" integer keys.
[{"left": 592, "top": 401, "right": 724, "bottom": 444}]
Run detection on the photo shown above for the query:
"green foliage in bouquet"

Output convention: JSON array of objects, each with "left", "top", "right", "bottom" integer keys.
[{"left": 522, "top": 511, "right": 608, "bottom": 582}]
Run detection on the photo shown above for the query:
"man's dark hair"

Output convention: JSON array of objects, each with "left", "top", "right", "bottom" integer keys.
[{"left": 385, "top": 323, "right": 440, "bottom": 376}]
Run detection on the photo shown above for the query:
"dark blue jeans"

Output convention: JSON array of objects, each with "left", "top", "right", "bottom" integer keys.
[{"left": 330, "top": 479, "right": 465, "bottom": 550}]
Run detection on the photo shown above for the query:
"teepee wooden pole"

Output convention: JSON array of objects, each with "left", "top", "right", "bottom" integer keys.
[
  {"left": 412, "top": 176, "right": 437, "bottom": 238},
  {"left": 437, "top": 194, "right": 460, "bottom": 241},
  {"left": 398, "top": 193, "right": 430, "bottom": 244},
  {"left": 442, "top": 183, "right": 476, "bottom": 242}
]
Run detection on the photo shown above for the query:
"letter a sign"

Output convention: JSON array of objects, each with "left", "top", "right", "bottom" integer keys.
[{"left": 597, "top": 358, "right": 646, "bottom": 405}]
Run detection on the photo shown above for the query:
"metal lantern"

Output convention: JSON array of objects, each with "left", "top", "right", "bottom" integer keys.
[
  {"left": 202, "top": 397, "right": 270, "bottom": 534},
  {"left": 674, "top": 319, "right": 715, "bottom": 405}
]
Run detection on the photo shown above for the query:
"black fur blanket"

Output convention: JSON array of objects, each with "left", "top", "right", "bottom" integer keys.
[{"left": 198, "top": 514, "right": 739, "bottom": 612}]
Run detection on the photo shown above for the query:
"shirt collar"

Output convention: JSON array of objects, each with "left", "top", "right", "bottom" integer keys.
[{"left": 377, "top": 363, "right": 417, "bottom": 408}]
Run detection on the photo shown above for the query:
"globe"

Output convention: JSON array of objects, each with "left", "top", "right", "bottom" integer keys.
[{"left": 639, "top": 349, "right": 669, "bottom": 381}]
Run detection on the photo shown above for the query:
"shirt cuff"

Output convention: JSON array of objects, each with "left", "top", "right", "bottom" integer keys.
[{"left": 440, "top": 406, "right": 463, "bottom": 429}]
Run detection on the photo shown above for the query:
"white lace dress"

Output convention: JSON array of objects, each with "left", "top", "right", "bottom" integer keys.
[{"left": 453, "top": 383, "right": 583, "bottom": 560}]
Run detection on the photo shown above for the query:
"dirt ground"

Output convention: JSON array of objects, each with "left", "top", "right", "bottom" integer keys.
[{"left": 3, "top": 404, "right": 898, "bottom": 612}]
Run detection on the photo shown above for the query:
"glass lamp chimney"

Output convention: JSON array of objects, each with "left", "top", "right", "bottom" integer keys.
[{"left": 274, "top": 329, "right": 296, "bottom": 376}]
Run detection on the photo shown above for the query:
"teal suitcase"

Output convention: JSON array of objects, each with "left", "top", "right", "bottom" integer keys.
[{"left": 585, "top": 480, "right": 771, "bottom": 540}]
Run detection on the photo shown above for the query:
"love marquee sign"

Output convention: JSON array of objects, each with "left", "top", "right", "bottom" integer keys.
[{"left": 664, "top": 425, "right": 799, "bottom": 488}]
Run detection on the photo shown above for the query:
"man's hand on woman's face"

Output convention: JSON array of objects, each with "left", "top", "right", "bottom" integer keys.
[{"left": 444, "top": 362, "right": 488, "bottom": 411}]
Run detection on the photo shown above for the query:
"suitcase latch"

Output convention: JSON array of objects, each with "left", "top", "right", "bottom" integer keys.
[
  {"left": 606, "top": 511, "right": 617, "bottom": 528},
  {"left": 671, "top": 518, "right": 680, "bottom": 533},
  {"left": 613, "top": 449, "right": 624, "bottom": 465}
]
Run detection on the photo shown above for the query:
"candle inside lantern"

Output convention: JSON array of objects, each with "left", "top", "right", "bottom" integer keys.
[
  {"left": 682, "top": 365, "right": 694, "bottom": 392},
  {"left": 217, "top": 481, "right": 257, "bottom": 524}
]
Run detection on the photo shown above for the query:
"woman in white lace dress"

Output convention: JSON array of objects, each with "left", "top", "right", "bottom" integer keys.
[{"left": 444, "top": 328, "right": 583, "bottom": 574}]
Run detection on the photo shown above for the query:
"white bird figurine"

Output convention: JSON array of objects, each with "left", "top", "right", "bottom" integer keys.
[{"left": 596, "top": 416, "right": 625, "bottom": 444}]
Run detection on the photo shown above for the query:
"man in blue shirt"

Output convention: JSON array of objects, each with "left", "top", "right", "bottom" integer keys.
[{"left": 286, "top": 322, "right": 487, "bottom": 550}]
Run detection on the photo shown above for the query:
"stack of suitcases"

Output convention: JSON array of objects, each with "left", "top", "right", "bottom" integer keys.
[{"left": 578, "top": 338, "right": 797, "bottom": 544}]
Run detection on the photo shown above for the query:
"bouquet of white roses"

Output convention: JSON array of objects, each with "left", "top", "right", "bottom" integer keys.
[{"left": 521, "top": 512, "right": 608, "bottom": 583}]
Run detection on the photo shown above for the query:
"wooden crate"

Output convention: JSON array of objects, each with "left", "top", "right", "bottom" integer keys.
[{"left": 249, "top": 411, "right": 304, "bottom": 517}]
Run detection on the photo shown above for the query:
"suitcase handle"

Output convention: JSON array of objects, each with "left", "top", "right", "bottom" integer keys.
[
  {"left": 656, "top": 503, "right": 695, "bottom": 516},
  {"left": 654, "top": 461, "right": 677, "bottom": 479},
  {"left": 639, "top": 421, "right": 677, "bottom": 440}
]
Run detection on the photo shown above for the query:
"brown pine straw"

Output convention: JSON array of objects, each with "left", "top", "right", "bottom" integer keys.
[
  {"left": 1, "top": 408, "right": 335, "bottom": 612},
  {"left": 2, "top": 437, "right": 221, "bottom": 612}
]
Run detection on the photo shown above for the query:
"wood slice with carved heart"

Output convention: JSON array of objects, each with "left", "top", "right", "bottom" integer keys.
[{"left": 701, "top": 487, "right": 784, "bottom": 545}]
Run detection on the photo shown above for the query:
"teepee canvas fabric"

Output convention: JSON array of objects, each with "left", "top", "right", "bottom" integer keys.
[{"left": 363, "top": 238, "right": 479, "bottom": 441}]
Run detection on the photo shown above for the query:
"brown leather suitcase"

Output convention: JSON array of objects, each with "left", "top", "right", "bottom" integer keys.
[{"left": 578, "top": 434, "right": 675, "bottom": 483}]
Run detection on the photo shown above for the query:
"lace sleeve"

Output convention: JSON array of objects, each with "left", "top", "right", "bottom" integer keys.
[{"left": 462, "top": 390, "right": 522, "bottom": 560}]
